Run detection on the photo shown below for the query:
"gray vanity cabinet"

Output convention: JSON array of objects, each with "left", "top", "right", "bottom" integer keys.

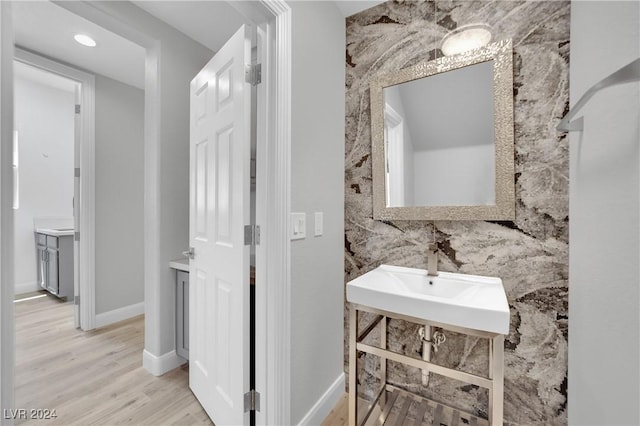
[
  {"left": 36, "top": 233, "right": 73, "bottom": 300},
  {"left": 176, "top": 270, "right": 189, "bottom": 359}
]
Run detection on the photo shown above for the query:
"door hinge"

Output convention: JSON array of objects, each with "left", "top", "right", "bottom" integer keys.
[
  {"left": 75, "top": 168, "right": 80, "bottom": 177},
  {"left": 74, "top": 231, "right": 80, "bottom": 241},
  {"left": 244, "top": 389, "right": 260, "bottom": 412},
  {"left": 245, "top": 63, "right": 262, "bottom": 86},
  {"left": 74, "top": 295, "right": 80, "bottom": 306},
  {"left": 244, "top": 225, "right": 260, "bottom": 246},
  {"left": 75, "top": 104, "right": 81, "bottom": 114}
]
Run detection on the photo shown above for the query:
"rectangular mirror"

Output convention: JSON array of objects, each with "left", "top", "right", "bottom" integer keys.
[{"left": 370, "top": 39, "right": 515, "bottom": 221}]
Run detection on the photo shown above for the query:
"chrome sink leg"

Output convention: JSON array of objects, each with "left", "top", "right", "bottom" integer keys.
[
  {"left": 349, "top": 305, "right": 358, "bottom": 426},
  {"left": 489, "top": 334, "right": 505, "bottom": 426},
  {"left": 381, "top": 316, "right": 387, "bottom": 406}
]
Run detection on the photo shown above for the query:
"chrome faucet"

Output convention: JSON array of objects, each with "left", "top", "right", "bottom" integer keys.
[{"left": 427, "top": 242, "right": 439, "bottom": 277}]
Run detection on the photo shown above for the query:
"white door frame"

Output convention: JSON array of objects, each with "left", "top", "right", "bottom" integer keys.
[
  {"left": 13, "top": 48, "right": 96, "bottom": 332},
  {"left": 0, "top": 1, "right": 292, "bottom": 425},
  {"left": 229, "top": 3, "right": 292, "bottom": 424}
]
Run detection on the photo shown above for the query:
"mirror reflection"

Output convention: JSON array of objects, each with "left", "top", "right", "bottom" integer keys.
[{"left": 383, "top": 61, "right": 495, "bottom": 207}]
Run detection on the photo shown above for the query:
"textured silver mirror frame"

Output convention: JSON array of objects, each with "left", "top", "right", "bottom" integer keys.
[{"left": 370, "top": 39, "right": 515, "bottom": 221}]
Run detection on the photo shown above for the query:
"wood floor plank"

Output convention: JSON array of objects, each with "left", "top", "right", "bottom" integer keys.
[{"left": 14, "top": 295, "right": 213, "bottom": 426}]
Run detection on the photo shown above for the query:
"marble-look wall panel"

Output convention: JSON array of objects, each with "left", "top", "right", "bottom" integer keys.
[{"left": 344, "top": 1, "right": 570, "bottom": 424}]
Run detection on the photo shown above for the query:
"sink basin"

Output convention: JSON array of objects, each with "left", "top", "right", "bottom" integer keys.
[{"left": 346, "top": 265, "right": 510, "bottom": 335}]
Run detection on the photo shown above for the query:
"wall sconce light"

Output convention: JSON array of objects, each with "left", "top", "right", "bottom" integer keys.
[{"left": 441, "top": 23, "right": 492, "bottom": 56}]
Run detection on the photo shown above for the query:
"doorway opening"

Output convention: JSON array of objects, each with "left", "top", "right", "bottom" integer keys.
[
  {"left": 12, "top": 47, "right": 96, "bottom": 331},
  {"left": 13, "top": 60, "right": 77, "bottom": 302}
]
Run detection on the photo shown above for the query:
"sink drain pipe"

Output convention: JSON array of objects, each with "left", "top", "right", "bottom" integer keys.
[
  {"left": 419, "top": 326, "right": 432, "bottom": 386},
  {"left": 419, "top": 327, "right": 447, "bottom": 386}
]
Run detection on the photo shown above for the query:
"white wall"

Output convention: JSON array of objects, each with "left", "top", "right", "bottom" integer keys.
[
  {"left": 94, "top": 75, "right": 144, "bottom": 315},
  {"left": 568, "top": 1, "right": 640, "bottom": 425},
  {"left": 400, "top": 60, "right": 493, "bottom": 152},
  {"left": 413, "top": 144, "right": 494, "bottom": 206},
  {"left": 289, "top": 1, "right": 345, "bottom": 424},
  {"left": 0, "top": 2, "right": 15, "bottom": 419},
  {"left": 151, "top": 18, "right": 212, "bottom": 362},
  {"left": 13, "top": 69, "right": 74, "bottom": 294}
]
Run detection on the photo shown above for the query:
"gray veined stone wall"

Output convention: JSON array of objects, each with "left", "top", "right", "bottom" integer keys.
[{"left": 344, "top": 1, "right": 570, "bottom": 424}]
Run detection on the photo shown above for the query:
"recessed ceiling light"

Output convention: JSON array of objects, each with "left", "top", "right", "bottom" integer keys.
[
  {"left": 74, "top": 34, "right": 96, "bottom": 48},
  {"left": 441, "top": 24, "right": 492, "bottom": 56}
]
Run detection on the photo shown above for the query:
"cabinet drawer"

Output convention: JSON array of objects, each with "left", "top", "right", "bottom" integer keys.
[
  {"left": 36, "top": 233, "right": 47, "bottom": 246},
  {"left": 46, "top": 236, "right": 58, "bottom": 248}
]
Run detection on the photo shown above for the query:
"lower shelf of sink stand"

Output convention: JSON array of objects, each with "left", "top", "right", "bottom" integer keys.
[{"left": 358, "top": 385, "right": 488, "bottom": 426}]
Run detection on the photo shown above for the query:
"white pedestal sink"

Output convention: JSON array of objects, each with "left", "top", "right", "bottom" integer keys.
[
  {"left": 346, "top": 265, "right": 510, "bottom": 426},
  {"left": 347, "top": 264, "right": 510, "bottom": 334}
]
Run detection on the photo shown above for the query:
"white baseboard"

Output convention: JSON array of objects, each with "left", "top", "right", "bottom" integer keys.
[
  {"left": 297, "top": 372, "right": 345, "bottom": 426},
  {"left": 143, "top": 349, "right": 187, "bottom": 377},
  {"left": 95, "top": 302, "right": 144, "bottom": 328},
  {"left": 15, "top": 281, "right": 40, "bottom": 295}
]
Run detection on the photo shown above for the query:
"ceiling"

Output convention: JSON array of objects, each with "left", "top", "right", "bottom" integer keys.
[
  {"left": 132, "top": 1, "right": 244, "bottom": 52},
  {"left": 12, "top": 1, "right": 384, "bottom": 91},
  {"left": 13, "top": 1, "right": 146, "bottom": 89}
]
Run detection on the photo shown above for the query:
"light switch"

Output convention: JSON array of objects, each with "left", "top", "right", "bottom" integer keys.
[
  {"left": 291, "top": 212, "right": 306, "bottom": 240},
  {"left": 314, "top": 212, "right": 323, "bottom": 236}
]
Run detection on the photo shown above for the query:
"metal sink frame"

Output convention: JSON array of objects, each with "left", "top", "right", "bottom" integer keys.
[{"left": 348, "top": 303, "right": 505, "bottom": 426}]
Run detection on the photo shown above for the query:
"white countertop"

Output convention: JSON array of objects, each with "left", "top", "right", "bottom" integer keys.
[
  {"left": 169, "top": 258, "right": 189, "bottom": 272},
  {"left": 36, "top": 228, "right": 75, "bottom": 237}
]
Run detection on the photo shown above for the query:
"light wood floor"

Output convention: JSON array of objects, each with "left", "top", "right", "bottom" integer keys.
[
  {"left": 14, "top": 293, "right": 352, "bottom": 426},
  {"left": 14, "top": 293, "right": 212, "bottom": 425},
  {"left": 321, "top": 393, "right": 348, "bottom": 426}
]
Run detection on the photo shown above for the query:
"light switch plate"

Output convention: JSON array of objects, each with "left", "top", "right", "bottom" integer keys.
[
  {"left": 291, "top": 212, "right": 306, "bottom": 240},
  {"left": 314, "top": 212, "right": 323, "bottom": 236}
]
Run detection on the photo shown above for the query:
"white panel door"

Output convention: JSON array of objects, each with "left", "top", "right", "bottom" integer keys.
[{"left": 189, "top": 25, "right": 252, "bottom": 426}]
